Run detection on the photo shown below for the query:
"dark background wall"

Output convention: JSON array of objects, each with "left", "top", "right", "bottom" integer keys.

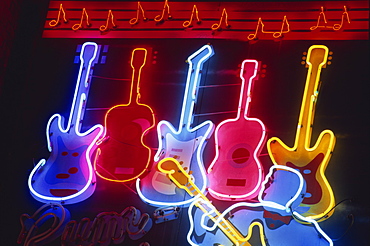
[{"left": 1, "top": 0, "right": 369, "bottom": 245}]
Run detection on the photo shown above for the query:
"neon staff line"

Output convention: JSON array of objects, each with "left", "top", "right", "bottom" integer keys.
[
  {"left": 207, "top": 59, "right": 266, "bottom": 201},
  {"left": 28, "top": 42, "right": 104, "bottom": 204},
  {"left": 267, "top": 45, "right": 336, "bottom": 221},
  {"left": 136, "top": 44, "right": 214, "bottom": 207}
]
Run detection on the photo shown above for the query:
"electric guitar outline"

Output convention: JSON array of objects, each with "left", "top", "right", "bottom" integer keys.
[
  {"left": 136, "top": 44, "right": 215, "bottom": 207},
  {"left": 28, "top": 42, "right": 104, "bottom": 204},
  {"left": 94, "top": 48, "right": 156, "bottom": 182},
  {"left": 267, "top": 45, "right": 336, "bottom": 221},
  {"left": 207, "top": 59, "right": 267, "bottom": 201}
]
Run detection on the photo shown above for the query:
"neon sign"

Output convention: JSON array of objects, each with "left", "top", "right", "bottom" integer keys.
[
  {"left": 247, "top": 15, "right": 290, "bottom": 40},
  {"left": 94, "top": 48, "right": 156, "bottom": 183},
  {"left": 17, "top": 203, "right": 70, "bottom": 246},
  {"left": 183, "top": 5, "right": 201, "bottom": 28},
  {"left": 310, "top": 6, "right": 351, "bottom": 31},
  {"left": 61, "top": 206, "right": 152, "bottom": 245},
  {"left": 43, "top": 1, "right": 367, "bottom": 40},
  {"left": 71, "top": 8, "right": 90, "bottom": 31},
  {"left": 99, "top": 10, "right": 117, "bottom": 32},
  {"left": 267, "top": 45, "right": 336, "bottom": 221},
  {"left": 129, "top": 2, "right": 148, "bottom": 25},
  {"left": 158, "top": 157, "right": 333, "bottom": 246},
  {"left": 207, "top": 59, "right": 266, "bottom": 201},
  {"left": 211, "top": 8, "right": 230, "bottom": 31},
  {"left": 136, "top": 44, "right": 214, "bottom": 206},
  {"left": 28, "top": 42, "right": 104, "bottom": 204}
]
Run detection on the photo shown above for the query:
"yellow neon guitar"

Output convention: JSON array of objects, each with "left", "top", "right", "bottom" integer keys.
[
  {"left": 158, "top": 157, "right": 266, "bottom": 246},
  {"left": 267, "top": 45, "right": 336, "bottom": 221}
]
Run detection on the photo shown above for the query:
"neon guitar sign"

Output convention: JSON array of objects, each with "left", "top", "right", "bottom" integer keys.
[
  {"left": 136, "top": 44, "right": 214, "bottom": 206},
  {"left": 94, "top": 48, "right": 155, "bottom": 182},
  {"left": 207, "top": 59, "right": 266, "bottom": 201},
  {"left": 158, "top": 157, "right": 333, "bottom": 246},
  {"left": 28, "top": 42, "right": 104, "bottom": 204},
  {"left": 267, "top": 45, "right": 336, "bottom": 221}
]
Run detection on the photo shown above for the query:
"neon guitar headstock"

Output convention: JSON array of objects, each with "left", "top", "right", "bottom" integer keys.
[
  {"left": 301, "top": 45, "right": 333, "bottom": 68},
  {"left": 131, "top": 48, "right": 147, "bottom": 71},
  {"left": 157, "top": 157, "right": 197, "bottom": 197}
]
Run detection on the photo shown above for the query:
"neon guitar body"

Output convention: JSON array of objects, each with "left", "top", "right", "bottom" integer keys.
[
  {"left": 207, "top": 60, "right": 266, "bottom": 201},
  {"left": 267, "top": 45, "right": 336, "bottom": 221},
  {"left": 95, "top": 48, "right": 155, "bottom": 182},
  {"left": 136, "top": 45, "right": 214, "bottom": 207},
  {"left": 28, "top": 42, "right": 103, "bottom": 204}
]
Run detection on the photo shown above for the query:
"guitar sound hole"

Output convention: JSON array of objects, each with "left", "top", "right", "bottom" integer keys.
[{"left": 232, "top": 148, "right": 250, "bottom": 164}]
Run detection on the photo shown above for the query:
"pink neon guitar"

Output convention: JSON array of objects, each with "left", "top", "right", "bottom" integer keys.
[
  {"left": 28, "top": 42, "right": 104, "bottom": 204},
  {"left": 267, "top": 45, "right": 336, "bottom": 221},
  {"left": 207, "top": 60, "right": 266, "bottom": 201},
  {"left": 94, "top": 48, "right": 155, "bottom": 182},
  {"left": 136, "top": 45, "right": 215, "bottom": 207}
]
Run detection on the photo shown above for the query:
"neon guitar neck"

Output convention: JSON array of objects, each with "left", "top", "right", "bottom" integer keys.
[{"left": 267, "top": 45, "right": 336, "bottom": 221}]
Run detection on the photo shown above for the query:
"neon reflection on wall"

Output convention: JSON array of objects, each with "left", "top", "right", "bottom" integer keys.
[
  {"left": 28, "top": 42, "right": 104, "bottom": 204},
  {"left": 94, "top": 48, "right": 156, "bottom": 183},
  {"left": 18, "top": 203, "right": 70, "bottom": 246},
  {"left": 267, "top": 45, "right": 336, "bottom": 221},
  {"left": 136, "top": 44, "right": 215, "bottom": 207},
  {"left": 207, "top": 59, "right": 266, "bottom": 201},
  {"left": 158, "top": 157, "right": 333, "bottom": 246}
]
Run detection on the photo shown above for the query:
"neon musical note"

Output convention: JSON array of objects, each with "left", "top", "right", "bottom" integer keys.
[
  {"left": 99, "top": 10, "right": 117, "bottom": 32},
  {"left": 49, "top": 3, "right": 68, "bottom": 27},
  {"left": 333, "top": 6, "right": 350, "bottom": 31},
  {"left": 183, "top": 5, "right": 201, "bottom": 28},
  {"left": 72, "top": 8, "right": 91, "bottom": 31},
  {"left": 310, "top": 7, "right": 329, "bottom": 30},
  {"left": 211, "top": 8, "right": 230, "bottom": 31},
  {"left": 154, "top": 0, "right": 172, "bottom": 23},
  {"left": 248, "top": 16, "right": 290, "bottom": 40},
  {"left": 310, "top": 6, "right": 350, "bottom": 31},
  {"left": 129, "top": 1, "right": 148, "bottom": 25}
]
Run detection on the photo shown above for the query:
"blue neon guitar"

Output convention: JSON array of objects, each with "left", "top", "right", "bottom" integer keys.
[
  {"left": 136, "top": 45, "right": 215, "bottom": 206},
  {"left": 28, "top": 42, "right": 104, "bottom": 204}
]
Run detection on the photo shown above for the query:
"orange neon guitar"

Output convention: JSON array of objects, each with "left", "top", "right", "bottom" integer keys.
[
  {"left": 158, "top": 157, "right": 266, "bottom": 246},
  {"left": 207, "top": 60, "right": 266, "bottom": 201},
  {"left": 94, "top": 48, "right": 155, "bottom": 182},
  {"left": 267, "top": 45, "right": 336, "bottom": 221}
]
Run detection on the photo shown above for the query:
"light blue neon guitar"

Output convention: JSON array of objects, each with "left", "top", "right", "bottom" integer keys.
[
  {"left": 28, "top": 42, "right": 104, "bottom": 204},
  {"left": 136, "top": 45, "right": 215, "bottom": 206}
]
